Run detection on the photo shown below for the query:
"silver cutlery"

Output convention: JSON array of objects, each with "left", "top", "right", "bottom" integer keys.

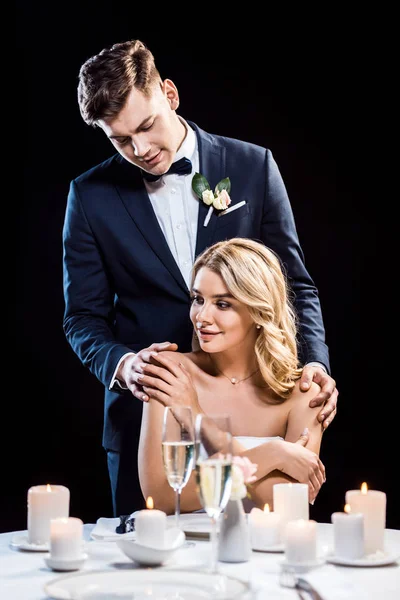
[{"left": 279, "top": 567, "right": 324, "bottom": 600}]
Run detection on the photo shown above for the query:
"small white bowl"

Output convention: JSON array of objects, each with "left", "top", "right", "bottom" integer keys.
[
  {"left": 44, "top": 552, "right": 88, "bottom": 571},
  {"left": 116, "top": 527, "right": 185, "bottom": 566}
]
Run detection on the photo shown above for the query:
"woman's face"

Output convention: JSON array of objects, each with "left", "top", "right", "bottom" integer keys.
[{"left": 190, "top": 267, "right": 256, "bottom": 353}]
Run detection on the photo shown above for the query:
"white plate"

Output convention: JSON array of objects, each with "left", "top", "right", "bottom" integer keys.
[
  {"left": 44, "top": 568, "right": 250, "bottom": 599},
  {"left": 116, "top": 528, "right": 186, "bottom": 566},
  {"left": 10, "top": 534, "right": 49, "bottom": 552},
  {"left": 44, "top": 552, "right": 88, "bottom": 572},
  {"left": 252, "top": 543, "right": 284, "bottom": 553},
  {"left": 280, "top": 557, "right": 325, "bottom": 573},
  {"left": 327, "top": 550, "right": 400, "bottom": 567},
  {"left": 166, "top": 514, "right": 216, "bottom": 537},
  {"left": 90, "top": 517, "right": 136, "bottom": 542}
]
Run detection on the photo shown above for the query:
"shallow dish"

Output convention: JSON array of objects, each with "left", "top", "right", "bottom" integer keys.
[
  {"left": 326, "top": 550, "right": 400, "bottom": 567},
  {"left": 116, "top": 527, "right": 185, "bottom": 566},
  {"left": 10, "top": 534, "right": 49, "bottom": 552}
]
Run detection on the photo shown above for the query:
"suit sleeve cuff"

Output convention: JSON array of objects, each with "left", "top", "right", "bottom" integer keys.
[
  {"left": 109, "top": 352, "right": 136, "bottom": 391},
  {"left": 305, "top": 361, "right": 327, "bottom": 374}
]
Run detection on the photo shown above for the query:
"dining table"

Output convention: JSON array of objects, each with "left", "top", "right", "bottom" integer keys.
[{"left": 1, "top": 521, "right": 399, "bottom": 599}]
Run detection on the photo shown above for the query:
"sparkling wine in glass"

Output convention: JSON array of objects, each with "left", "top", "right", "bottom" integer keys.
[
  {"left": 162, "top": 406, "right": 195, "bottom": 528},
  {"left": 195, "top": 413, "right": 233, "bottom": 573}
]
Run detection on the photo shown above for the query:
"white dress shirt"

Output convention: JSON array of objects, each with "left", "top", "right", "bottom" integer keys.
[
  {"left": 110, "top": 118, "right": 200, "bottom": 389},
  {"left": 145, "top": 118, "right": 199, "bottom": 290}
]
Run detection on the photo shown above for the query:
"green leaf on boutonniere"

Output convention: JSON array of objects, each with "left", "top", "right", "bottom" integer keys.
[
  {"left": 192, "top": 173, "right": 211, "bottom": 200},
  {"left": 215, "top": 177, "right": 231, "bottom": 195}
]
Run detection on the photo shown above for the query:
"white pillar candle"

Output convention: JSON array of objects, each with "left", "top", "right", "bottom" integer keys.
[
  {"left": 331, "top": 505, "right": 364, "bottom": 559},
  {"left": 284, "top": 519, "right": 317, "bottom": 564},
  {"left": 134, "top": 496, "right": 167, "bottom": 548},
  {"left": 28, "top": 484, "right": 70, "bottom": 545},
  {"left": 249, "top": 504, "right": 282, "bottom": 550},
  {"left": 273, "top": 483, "right": 309, "bottom": 533},
  {"left": 345, "top": 483, "right": 386, "bottom": 554},
  {"left": 50, "top": 517, "right": 83, "bottom": 560}
]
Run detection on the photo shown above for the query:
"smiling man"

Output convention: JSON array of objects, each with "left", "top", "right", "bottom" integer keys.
[{"left": 63, "top": 39, "right": 338, "bottom": 516}]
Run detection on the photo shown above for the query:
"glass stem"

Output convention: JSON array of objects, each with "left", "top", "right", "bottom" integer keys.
[
  {"left": 210, "top": 516, "right": 218, "bottom": 573},
  {"left": 175, "top": 488, "right": 181, "bottom": 528}
]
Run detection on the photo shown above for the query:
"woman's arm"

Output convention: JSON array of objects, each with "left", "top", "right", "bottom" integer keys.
[
  {"left": 137, "top": 352, "right": 206, "bottom": 514},
  {"left": 138, "top": 395, "right": 206, "bottom": 514},
  {"left": 242, "top": 382, "right": 325, "bottom": 507}
]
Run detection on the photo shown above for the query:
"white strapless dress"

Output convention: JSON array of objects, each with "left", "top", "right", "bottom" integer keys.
[{"left": 234, "top": 435, "right": 283, "bottom": 450}]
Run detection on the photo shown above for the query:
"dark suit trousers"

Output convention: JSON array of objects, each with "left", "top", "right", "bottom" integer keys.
[{"left": 106, "top": 433, "right": 146, "bottom": 517}]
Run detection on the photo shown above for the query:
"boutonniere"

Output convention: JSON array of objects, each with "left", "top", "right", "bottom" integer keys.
[{"left": 192, "top": 173, "right": 231, "bottom": 227}]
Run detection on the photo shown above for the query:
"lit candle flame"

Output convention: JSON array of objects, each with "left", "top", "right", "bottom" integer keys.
[
  {"left": 46, "top": 484, "right": 52, "bottom": 492},
  {"left": 361, "top": 482, "right": 368, "bottom": 494},
  {"left": 344, "top": 503, "right": 351, "bottom": 514},
  {"left": 263, "top": 503, "right": 270, "bottom": 513},
  {"left": 146, "top": 496, "right": 154, "bottom": 510}
]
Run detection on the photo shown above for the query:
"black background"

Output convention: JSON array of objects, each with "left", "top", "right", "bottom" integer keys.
[{"left": 11, "top": 5, "right": 395, "bottom": 534}]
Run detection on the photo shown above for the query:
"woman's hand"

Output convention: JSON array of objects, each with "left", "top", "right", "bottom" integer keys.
[
  {"left": 278, "top": 429, "right": 326, "bottom": 502},
  {"left": 116, "top": 342, "right": 178, "bottom": 401},
  {"left": 135, "top": 352, "right": 202, "bottom": 414}
]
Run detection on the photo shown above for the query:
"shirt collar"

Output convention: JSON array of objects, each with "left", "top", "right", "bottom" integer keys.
[{"left": 174, "top": 116, "right": 197, "bottom": 163}]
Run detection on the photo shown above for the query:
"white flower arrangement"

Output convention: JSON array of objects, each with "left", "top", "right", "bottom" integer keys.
[{"left": 230, "top": 456, "right": 258, "bottom": 501}]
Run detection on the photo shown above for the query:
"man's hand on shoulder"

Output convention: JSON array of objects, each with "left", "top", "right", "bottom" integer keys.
[
  {"left": 299, "top": 365, "right": 338, "bottom": 431},
  {"left": 117, "top": 342, "right": 178, "bottom": 401}
]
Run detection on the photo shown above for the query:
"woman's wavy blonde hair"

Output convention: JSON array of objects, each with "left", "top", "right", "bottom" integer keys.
[{"left": 191, "top": 238, "right": 303, "bottom": 399}]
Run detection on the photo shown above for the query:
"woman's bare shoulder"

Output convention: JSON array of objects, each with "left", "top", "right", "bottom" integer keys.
[
  {"left": 155, "top": 350, "right": 210, "bottom": 373},
  {"left": 288, "top": 380, "right": 321, "bottom": 409}
]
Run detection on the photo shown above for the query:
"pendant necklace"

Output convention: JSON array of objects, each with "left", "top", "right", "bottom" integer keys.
[{"left": 208, "top": 355, "right": 259, "bottom": 385}]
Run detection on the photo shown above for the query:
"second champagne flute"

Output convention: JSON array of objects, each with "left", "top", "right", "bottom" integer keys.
[
  {"left": 195, "top": 413, "right": 233, "bottom": 573},
  {"left": 162, "top": 406, "right": 195, "bottom": 528}
]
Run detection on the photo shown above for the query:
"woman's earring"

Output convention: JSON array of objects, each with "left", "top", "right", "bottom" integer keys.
[{"left": 256, "top": 325, "right": 261, "bottom": 329}]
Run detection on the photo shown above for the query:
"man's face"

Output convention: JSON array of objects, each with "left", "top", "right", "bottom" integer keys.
[{"left": 98, "top": 79, "right": 185, "bottom": 176}]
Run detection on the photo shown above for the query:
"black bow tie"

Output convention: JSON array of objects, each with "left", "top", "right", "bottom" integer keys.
[{"left": 141, "top": 156, "right": 192, "bottom": 182}]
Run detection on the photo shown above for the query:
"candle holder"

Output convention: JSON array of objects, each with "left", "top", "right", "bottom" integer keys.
[{"left": 44, "top": 552, "right": 88, "bottom": 572}]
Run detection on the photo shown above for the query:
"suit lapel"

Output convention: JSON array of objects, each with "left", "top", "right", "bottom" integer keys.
[
  {"left": 113, "top": 156, "right": 189, "bottom": 295},
  {"left": 190, "top": 123, "right": 226, "bottom": 257}
]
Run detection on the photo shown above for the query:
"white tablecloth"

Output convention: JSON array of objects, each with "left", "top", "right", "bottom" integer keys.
[{"left": 1, "top": 523, "right": 399, "bottom": 599}]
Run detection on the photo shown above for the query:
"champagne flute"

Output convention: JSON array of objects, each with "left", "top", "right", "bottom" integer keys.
[
  {"left": 162, "top": 406, "right": 195, "bottom": 528},
  {"left": 195, "top": 413, "right": 233, "bottom": 573}
]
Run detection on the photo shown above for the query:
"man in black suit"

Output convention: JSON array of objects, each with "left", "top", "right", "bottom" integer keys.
[{"left": 63, "top": 39, "right": 338, "bottom": 516}]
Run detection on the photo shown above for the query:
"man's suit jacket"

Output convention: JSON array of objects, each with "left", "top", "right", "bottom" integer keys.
[{"left": 63, "top": 120, "right": 330, "bottom": 452}]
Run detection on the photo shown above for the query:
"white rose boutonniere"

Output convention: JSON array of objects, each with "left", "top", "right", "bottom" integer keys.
[
  {"left": 230, "top": 456, "right": 258, "bottom": 501},
  {"left": 192, "top": 173, "right": 231, "bottom": 226}
]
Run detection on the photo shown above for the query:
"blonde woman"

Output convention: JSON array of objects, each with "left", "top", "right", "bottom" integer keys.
[{"left": 137, "top": 238, "right": 326, "bottom": 514}]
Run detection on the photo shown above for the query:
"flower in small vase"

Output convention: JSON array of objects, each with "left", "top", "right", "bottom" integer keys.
[{"left": 230, "top": 456, "right": 258, "bottom": 501}]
